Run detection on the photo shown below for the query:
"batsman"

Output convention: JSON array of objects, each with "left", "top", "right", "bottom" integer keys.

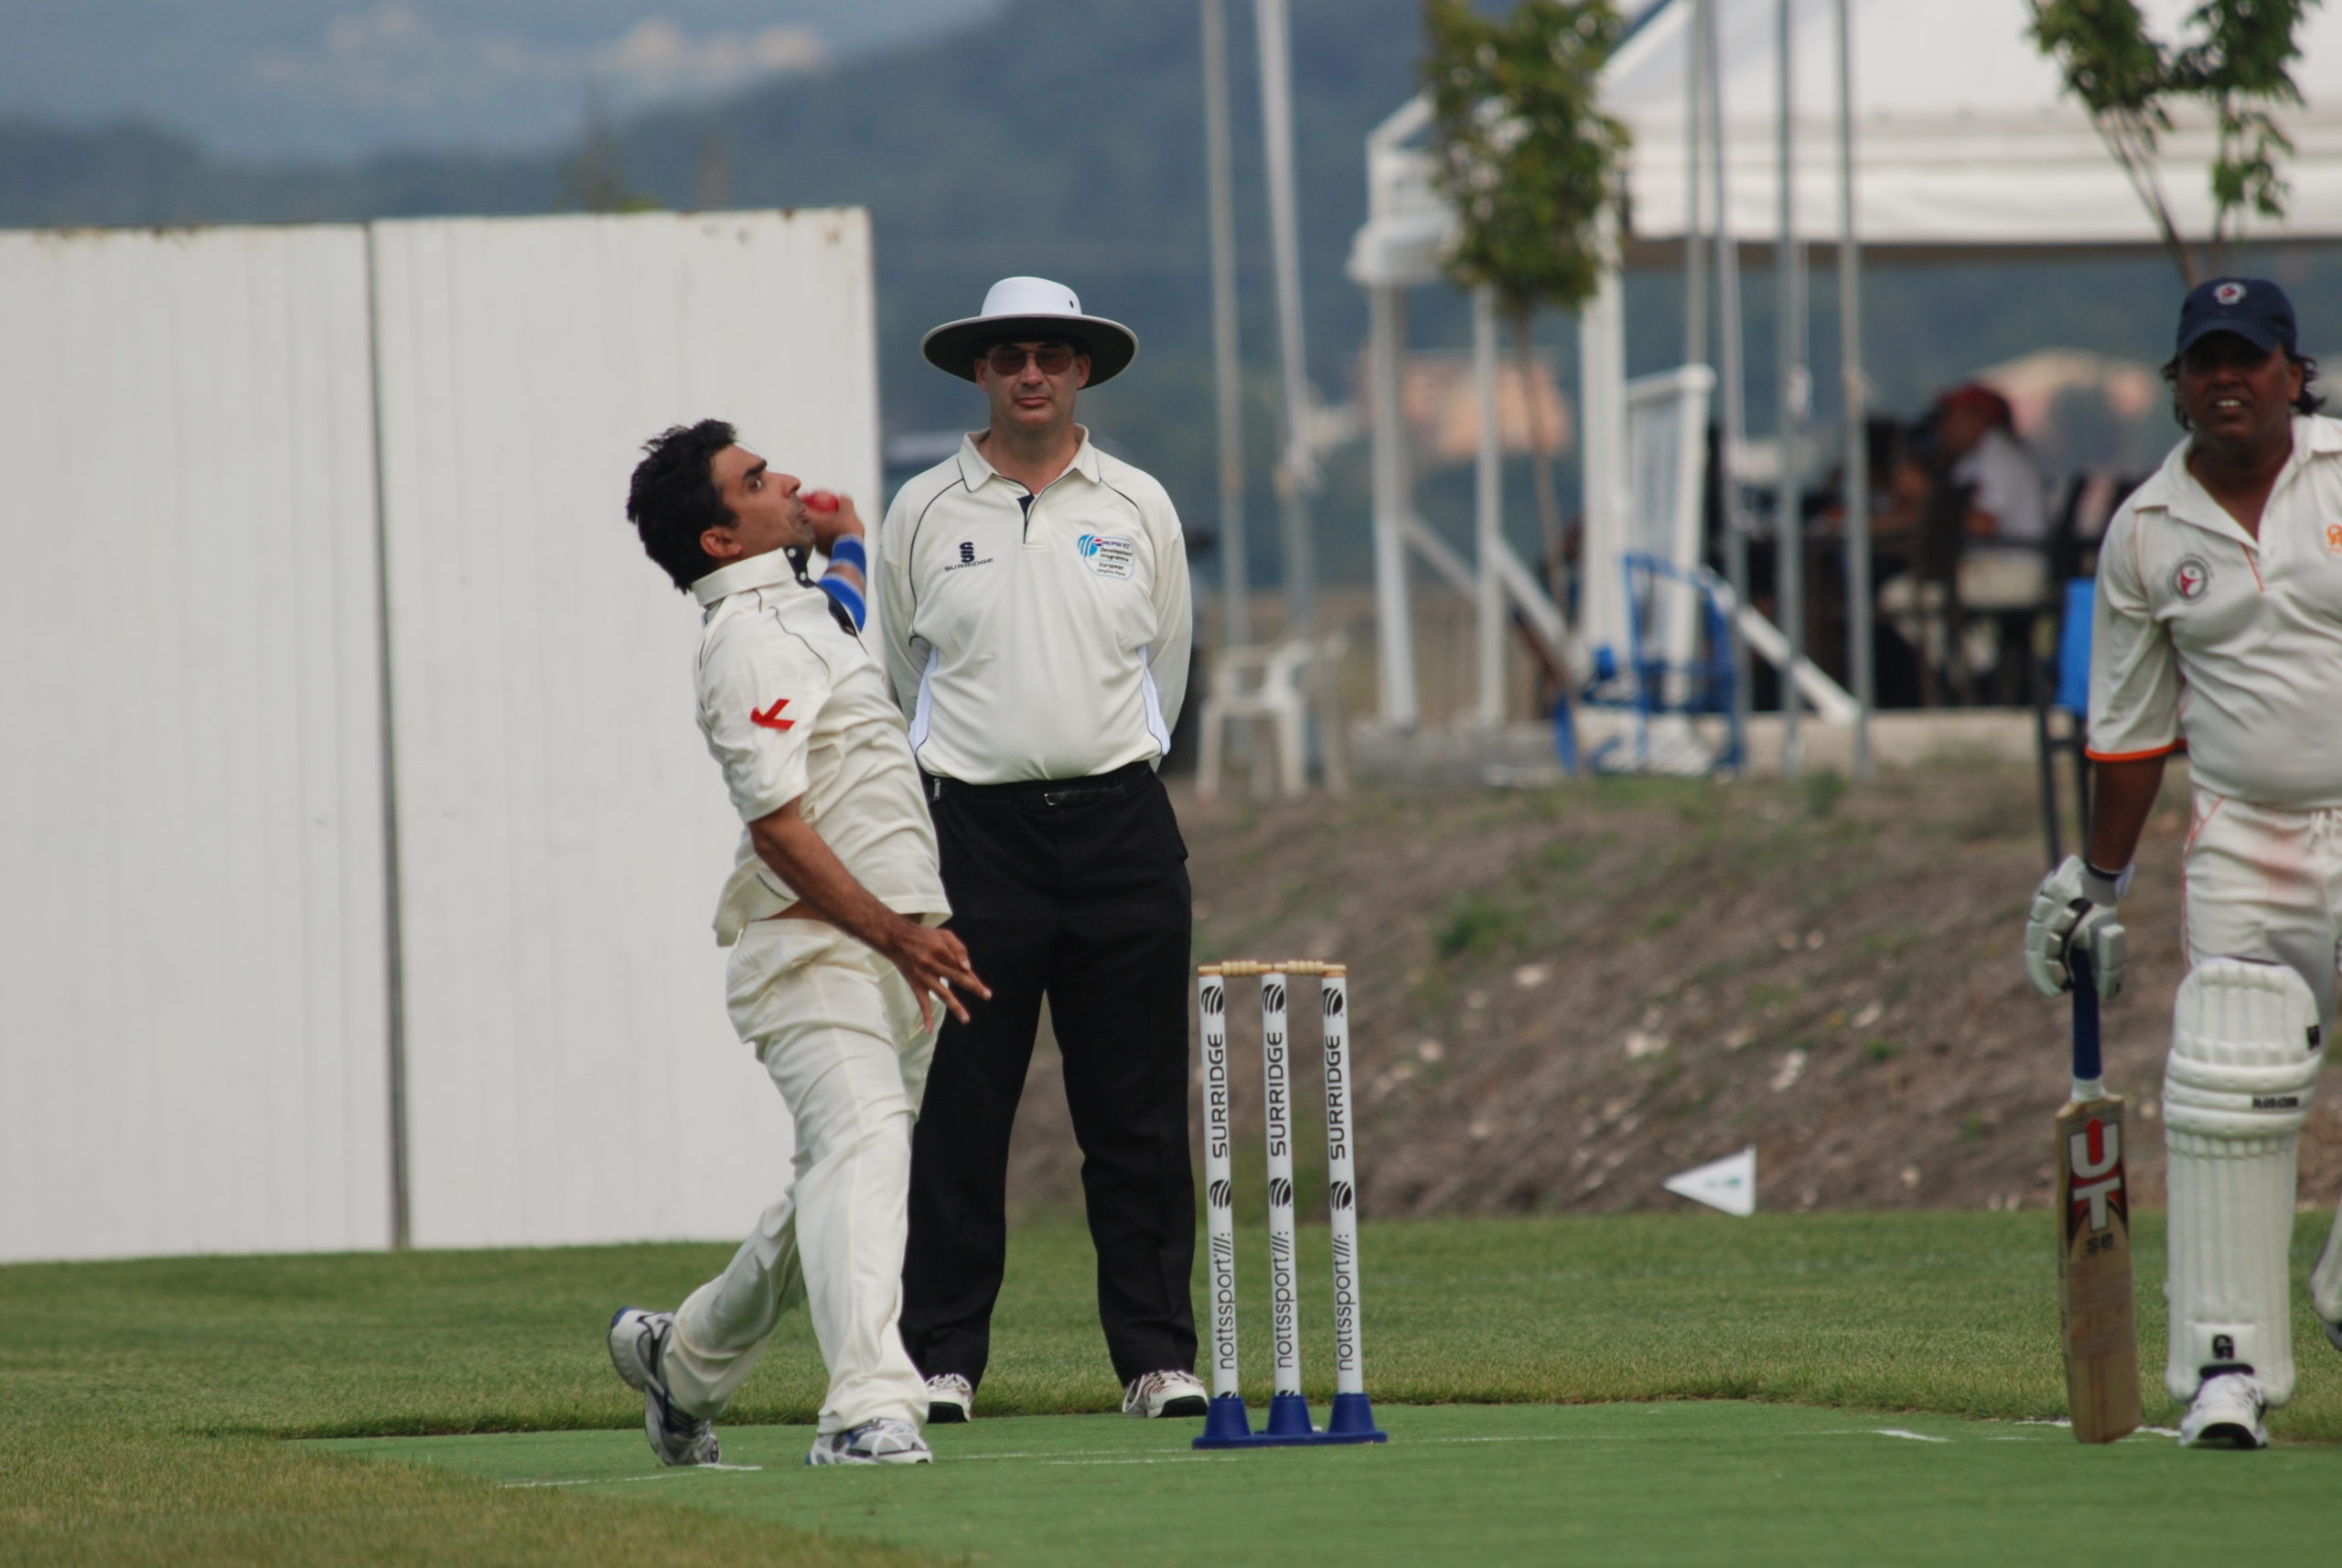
[{"left": 2025, "top": 275, "right": 2342, "bottom": 1450}]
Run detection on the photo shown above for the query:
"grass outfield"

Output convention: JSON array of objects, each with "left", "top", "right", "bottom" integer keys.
[{"left": 5, "top": 1211, "right": 2341, "bottom": 1565}]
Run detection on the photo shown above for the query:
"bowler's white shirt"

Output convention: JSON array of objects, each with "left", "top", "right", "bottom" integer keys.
[
  {"left": 691, "top": 551, "right": 949, "bottom": 943},
  {"left": 876, "top": 430, "right": 1193, "bottom": 785},
  {"left": 2090, "top": 414, "right": 2342, "bottom": 809}
]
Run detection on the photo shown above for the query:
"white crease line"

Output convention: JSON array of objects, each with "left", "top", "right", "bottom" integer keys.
[
  {"left": 1874, "top": 1430, "right": 1950, "bottom": 1443},
  {"left": 501, "top": 1464, "right": 763, "bottom": 1488},
  {"left": 1040, "top": 1456, "right": 1242, "bottom": 1466},
  {"left": 964, "top": 1428, "right": 1883, "bottom": 1462},
  {"left": 2015, "top": 1419, "right": 2180, "bottom": 1441}
]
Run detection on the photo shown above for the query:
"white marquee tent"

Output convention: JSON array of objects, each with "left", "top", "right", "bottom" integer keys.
[
  {"left": 1610, "top": 0, "right": 2342, "bottom": 256},
  {"left": 1352, "top": 0, "right": 2342, "bottom": 748}
]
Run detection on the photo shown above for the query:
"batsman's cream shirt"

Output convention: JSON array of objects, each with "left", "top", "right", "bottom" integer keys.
[
  {"left": 2090, "top": 414, "right": 2342, "bottom": 809},
  {"left": 876, "top": 430, "right": 1192, "bottom": 785},
  {"left": 692, "top": 551, "right": 949, "bottom": 944}
]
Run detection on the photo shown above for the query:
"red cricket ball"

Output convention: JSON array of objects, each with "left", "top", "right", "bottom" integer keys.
[{"left": 804, "top": 489, "right": 841, "bottom": 512}]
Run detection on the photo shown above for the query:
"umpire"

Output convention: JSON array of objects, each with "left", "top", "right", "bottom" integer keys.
[{"left": 876, "top": 277, "right": 1204, "bottom": 1422}]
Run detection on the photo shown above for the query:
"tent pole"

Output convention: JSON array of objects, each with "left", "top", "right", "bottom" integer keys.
[
  {"left": 1369, "top": 284, "right": 1419, "bottom": 728},
  {"left": 1685, "top": 0, "right": 1708, "bottom": 371},
  {"left": 1473, "top": 287, "right": 1506, "bottom": 728},
  {"left": 1836, "top": 0, "right": 1874, "bottom": 779},
  {"left": 1703, "top": 0, "right": 1753, "bottom": 761},
  {"left": 1201, "top": 0, "right": 1250, "bottom": 650},
  {"left": 1254, "top": 0, "right": 1316, "bottom": 635},
  {"left": 1775, "top": 0, "right": 1805, "bottom": 779}
]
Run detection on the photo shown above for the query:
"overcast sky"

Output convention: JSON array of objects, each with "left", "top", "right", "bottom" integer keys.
[{"left": 0, "top": 1, "right": 996, "bottom": 161}]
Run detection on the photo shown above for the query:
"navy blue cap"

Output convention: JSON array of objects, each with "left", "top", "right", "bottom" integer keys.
[{"left": 2175, "top": 276, "right": 2297, "bottom": 357}]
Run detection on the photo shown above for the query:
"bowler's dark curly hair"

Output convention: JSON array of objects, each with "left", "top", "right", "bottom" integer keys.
[
  {"left": 626, "top": 419, "right": 738, "bottom": 592},
  {"left": 2160, "top": 351, "right": 2326, "bottom": 431}
]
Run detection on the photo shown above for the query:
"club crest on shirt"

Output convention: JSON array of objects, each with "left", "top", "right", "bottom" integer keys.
[
  {"left": 2172, "top": 554, "right": 2212, "bottom": 602},
  {"left": 1077, "top": 532, "right": 1136, "bottom": 580}
]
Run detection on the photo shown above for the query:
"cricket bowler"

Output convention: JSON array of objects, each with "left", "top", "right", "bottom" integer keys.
[
  {"left": 2025, "top": 276, "right": 2342, "bottom": 1449},
  {"left": 607, "top": 420, "right": 988, "bottom": 1466}
]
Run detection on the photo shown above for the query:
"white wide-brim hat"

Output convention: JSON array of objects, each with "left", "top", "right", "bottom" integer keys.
[{"left": 920, "top": 276, "right": 1139, "bottom": 385}]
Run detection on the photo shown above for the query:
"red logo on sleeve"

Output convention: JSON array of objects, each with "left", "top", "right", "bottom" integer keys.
[{"left": 751, "top": 700, "right": 794, "bottom": 731}]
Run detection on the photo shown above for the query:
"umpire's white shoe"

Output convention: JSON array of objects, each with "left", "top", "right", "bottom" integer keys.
[
  {"left": 808, "top": 1418, "right": 932, "bottom": 1466},
  {"left": 2178, "top": 1372, "right": 2270, "bottom": 1450},
  {"left": 1121, "top": 1369, "right": 1209, "bottom": 1418},
  {"left": 607, "top": 1308, "right": 720, "bottom": 1466},
  {"left": 924, "top": 1373, "right": 973, "bottom": 1424}
]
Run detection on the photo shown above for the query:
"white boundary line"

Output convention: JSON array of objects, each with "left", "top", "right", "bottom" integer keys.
[{"left": 501, "top": 1464, "right": 763, "bottom": 1488}]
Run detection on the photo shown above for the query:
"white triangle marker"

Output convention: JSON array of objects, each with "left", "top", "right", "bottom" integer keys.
[{"left": 1664, "top": 1147, "right": 1756, "bottom": 1216}]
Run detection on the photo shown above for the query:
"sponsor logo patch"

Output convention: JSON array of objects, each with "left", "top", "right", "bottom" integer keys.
[
  {"left": 2215, "top": 281, "right": 2248, "bottom": 306},
  {"left": 2172, "top": 554, "right": 2212, "bottom": 602},
  {"left": 750, "top": 699, "right": 794, "bottom": 732},
  {"left": 945, "top": 540, "right": 994, "bottom": 573},
  {"left": 2326, "top": 523, "right": 2342, "bottom": 556},
  {"left": 1076, "top": 532, "right": 1136, "bottom": 580},
  {"left": 2065, "top": 1115, "right": 2128, "bottom": 1247}
]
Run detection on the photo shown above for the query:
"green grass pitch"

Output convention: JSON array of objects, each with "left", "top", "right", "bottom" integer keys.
[{"left": 5, "top": 1211, "right": 2341, "bottom": 1566}]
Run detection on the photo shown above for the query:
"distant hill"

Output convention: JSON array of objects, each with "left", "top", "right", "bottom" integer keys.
[
  {"left": 0, "top": 0, "right": 2288, "bottom": 588},
  {"left": 0, "top": 0, "right": 1431, "bottom": 587},
  {"left": 0, "top": 0, "right": 997, "bottom": 161}
]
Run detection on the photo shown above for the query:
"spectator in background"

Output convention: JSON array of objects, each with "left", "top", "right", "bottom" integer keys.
[
  {"left": 1942, "top": 382, "right": 2053, "bottom": 616},
  {"left": 1880, "top": 382, "right": 2053, "bottom": 702}
]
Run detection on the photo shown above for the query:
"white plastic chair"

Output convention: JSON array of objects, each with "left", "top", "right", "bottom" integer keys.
[{"left": 1196, "top": 632, "right": 1348, "bottom": 802}]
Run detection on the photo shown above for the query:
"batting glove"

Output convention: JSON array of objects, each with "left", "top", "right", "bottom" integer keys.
[{"left": 2024, "top": 854, "right": 2129, "bottom": 1000}]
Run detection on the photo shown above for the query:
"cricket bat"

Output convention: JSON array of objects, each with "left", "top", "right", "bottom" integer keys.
[{"left": 2054, "top": 949, "right": 2142, "bottom": 1444}]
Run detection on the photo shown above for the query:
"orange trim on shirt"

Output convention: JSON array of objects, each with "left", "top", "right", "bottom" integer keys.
[{"left": 2083, "top": 740, "right": 2184, "bottom": 763}]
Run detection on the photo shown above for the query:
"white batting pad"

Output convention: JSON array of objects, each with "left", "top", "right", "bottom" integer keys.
[{"left": 2163, "top": 960, "right": 2324, "bottom": 1406}]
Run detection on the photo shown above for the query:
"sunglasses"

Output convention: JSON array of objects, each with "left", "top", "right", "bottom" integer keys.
[{"left": 983, "top": 343, "right": 1080, "bottom": 377}]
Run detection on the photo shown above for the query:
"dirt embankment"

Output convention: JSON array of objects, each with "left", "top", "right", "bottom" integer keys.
[{"left": 1001, "top": 758, "right": 2342, "bottom": 1219}]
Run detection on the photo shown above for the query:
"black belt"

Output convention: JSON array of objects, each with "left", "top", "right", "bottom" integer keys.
[{"left": 923, "top": 759, "right": 1154, "bottom": 807}]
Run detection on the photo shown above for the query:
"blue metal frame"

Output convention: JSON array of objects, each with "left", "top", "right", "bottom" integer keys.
[{"left": 1560, "top": 552, "right": 1744, "bottom": 775}]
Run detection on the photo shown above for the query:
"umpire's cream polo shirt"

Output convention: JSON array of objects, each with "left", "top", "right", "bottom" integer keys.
[
  {"left": 876, "top": 429, "right": 1193, "bottom": 785},
  {"left": 692, "top": 550, "right": 950, "bottom": 943},
  {"left": 2090, "top": 413, "right": 2342, "bottom": 809}
]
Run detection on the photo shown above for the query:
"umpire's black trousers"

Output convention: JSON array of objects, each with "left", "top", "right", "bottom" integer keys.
[{"left": 900, "top": 760, "right": 1197, "bottom": 1389}]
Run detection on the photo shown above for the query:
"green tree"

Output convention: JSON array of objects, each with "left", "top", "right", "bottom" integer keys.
[
  {"left": 1420, "top": 0, "right": 1629, "bottom": 581},
  {"left": 2027, "top": 0, "right": 2323, "bottom": 285}
]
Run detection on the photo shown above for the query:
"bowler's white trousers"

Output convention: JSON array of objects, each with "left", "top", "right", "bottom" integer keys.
[
  {"left": 663, "top": 919, "right": 939, "bottom": 1435},
  {"left": 2175, "top": 789, "right": 2342, "bottom": 1402}
]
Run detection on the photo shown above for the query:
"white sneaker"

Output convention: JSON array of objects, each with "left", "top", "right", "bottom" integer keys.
[
  {"left": 607, "top": 1308, "right": 720, "bottom": 1466},
  {"left": 1121, "top": 1369, "right": 1209, "bottom": 1418},
  {"left": 2178, "top": 1371, "right": 2270, "bottom": 1450},
  {"left": 809, "top": 1417, "right": 932, "bottom": 1466},
  {"left": 925, "top": 1372, "right": 973, "bottom": 1424}
]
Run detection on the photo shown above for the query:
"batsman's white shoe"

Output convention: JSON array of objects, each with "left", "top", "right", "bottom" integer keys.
[
  {"left": 924, "top": 1373, "right": 973, "bottom": 1424},
  {"left": 607, "top": 1307, "right": 720, "bottom": 1466},
  {"left": 2324, "top": 1316, "right": 2342, "bottom": 1356},
  {"left": 1121, "top": 1369, "right": 1209, "bottom": 1419},
  {"left": 2178, "top": 1372, "right": 2270, "bottom": 1450},
  {"left": 808, "top": 1418, "right": 932, "bottom": 1466}
]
